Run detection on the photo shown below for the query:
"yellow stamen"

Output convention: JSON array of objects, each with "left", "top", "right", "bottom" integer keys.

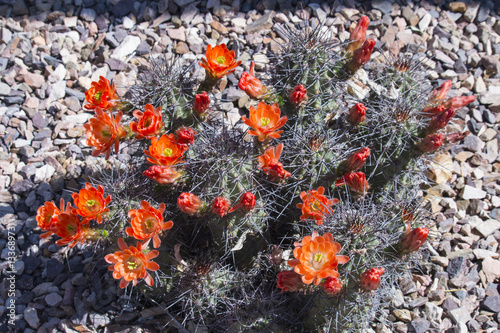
[
  {"left": 216, "top": 56, "right": 226, "bottom": 64},
  {"left": 94, "top": 91, "right": 102, "bottom": 101},
  {"left": 163, "top": 148, "right": 173, "bottom": 157},
  {"left": 101, "top": 129, "right": 111, "bottom": 138},
  {"left": 310, "top": 200, "right": 322, "bottom": 212},
  {"left": 144, "top": 118, "right": 152, "bottom": 128},
  {"left": 145, "top": 219, "right": 154, "bottom": 230},
  {"left": 127, "top": 261, "right": 138, "bottom": 270},
  {"left": 86, "top": 200, "right": 96, "bottom": 207},
  {"left": 260, "top": 117, "right": 270, "bottom": 126},
  {"left": 314, "top": 253, "right": 323, "bottom": 262},
  {"left": 67, "top": 224, "right": 76, "bottom": 233}
]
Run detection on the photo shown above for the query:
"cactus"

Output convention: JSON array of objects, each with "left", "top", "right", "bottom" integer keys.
[{"left": 35, "top": 16, "right": 474, "bottom": 333}]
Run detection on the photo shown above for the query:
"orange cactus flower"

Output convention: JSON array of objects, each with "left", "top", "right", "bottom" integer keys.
[
  {"left": 143, "top": 165, "right": 182, "bottom": 184},
  {"left": 276, "top": 270, "right": 303, "bottom": 293},
  {"left": 84, "top": 107, "right": 127, "bottom": 160},
  {"left": 257, "top": 143, "right": 291, "bottom": 181},
  {"left": 126, "top": 201, "right": 173, "bottom": 249},
  {"left": 360, "top": 267, "right": 385, "bottom": 291},
  {"left": 400, "top": 222, "right": 429, "bottom": 254},
  {"left": 416, "top": 134, "right": 443, "bottom": 153},
  {"left": 442, "top": 95, "right": 476, "bottom": 110},
  {"left": 335, "top": 172, "right": 370, "bottom": 195},
  {"left": 288, "top": 231, "right": 349, "bottom": 286},
  {"left": 342, "top": 147, "right": 370, "bottom": 172},
  {"left": 348, "top": 103, "right": 367, "bottom": 125},
  {"left": 199, "top": 44, "right": 241, "bottom": 79},
  {"left": 51, "top": 206, "right": 90, "bottom": 248},
  {"left": 105, "top": 238, "right": 159, "bottom": 289},
  {"left": 429, "top": 80, "right": 452, "bottom": 104},
  {"left": 296, "top": 186, "right": 339, "bottom": 225},
  {"left": 144, "top": 133, "right": 188, "bottom": 166},
  {"left": 72, "top": 183, "right": 111, "bottom": 224},
  {"left": 347, "top": 15, "right": 370, "bottom": 53},
  {"left": 177, "top": 192, "right": 202, "bottom": 215},
  {"left": 426, "top": 107, "right": 456, "bottom": 134},
  {"left": 129, "top": 104, "right": 164, "bottom": 140},
  {"left": 241, "top": 102, "right": 287, "bottom": 142},
  {"left": 36, "top": 200, "right": 62, "bottom": 239},
  {"left": 84, "top": 76, "right": 119, "bottom": 110},
  {"left": 322, "top": 277, "right": 342, "bottom": 296},
  {"left": 238, "top": 61, "right": 267, "bottom": 99},
  {"left": 211, "top": 196, "right": 230, "bottom": 217},
  {"left": 346, "top": 38, "right": 376, "bottom": 73},
  {"left": 228, "top": 191, "right": 256, "bottom": 213},
  {"left": 175, "top": 126, "right": 197, "bottom": 145}
]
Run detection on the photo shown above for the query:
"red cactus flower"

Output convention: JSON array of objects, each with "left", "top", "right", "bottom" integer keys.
[
  {"left": 347, "top": 38, "right": 375, "bottom": 72},
  {"left": 442, "top": 95, "right": 476, "bottom": 110},
  {"left": 400, "top": 223, "right": 429, "bottom": 254},
  {"left": 289, "top": 84, "right": 308, "bottom": 105},
  {"left": 199, "top": 44, "right": 241, "bottom": 79},
  {"left": 257, "top": 143, "right": 291, "bottom": 181},
  {"left": 238, "top": 61, "right": 267, "bottom": 99},
  {"left": 228, "top": 191, "right": 255, "bottom": 213},
  {"left": 129, "top": 104, "right": 164, "bottom": 140},
  {"left": 347, "top": 103, "right": 367, "bottom": 125},
  {"left": 175, "top": 126, "right": 197, "bottom": 145},
  {"left": 71, "top": 183, "right": 111, "bottom": 224},
  {"left": 143, "top": 165, "right": 182, "bottom": 184},
  {"left": 360, "top": 267, "right": 385, "bottom": 291},
  {"left": 347, "top": 15, "right": 370, "bottom": 53},
  {"left": 322, "top": 277, "right": 343, "bottom": 296},
  {"left": 126, "top": 201, "right": 173, "bottom": 248},
  {"left": 416, "top": 134, "right": 443, "bottom": 153},
  {"left": 193, "top": 91, "right": 210, "bottom": 115},
  {"left": 241, "top": 102, "right": 287, "bottom": 142},
  {"left": 276, "top": 270, "right": 303, "bottom": 293},
  {"left": 144, "top": 133, "right": 188, "bottom": 166},
  {"left": 343, "top": 147, "right": 370, "bottom": 172},
  {"left": 211, "top": 196, "right": 230, "bottom": 217},
  {"left": 296, "top": 186, "right": 338, "bottom": 225},
  {"left": 84, "top": 76, "right": 118, "bottom": 110},
  {"left": 422, "top": 104, "right": 446, "bottom": 118},
  {"left": 426, "top": 107, "right": 456, "bottom": 134},
  {"left": 429, "top": 80, "right": 452, "bottom": 103},
  {"left": 36, "top": 199, "right": 64, "bottom": 239},
  {"left": 335, "top": 172, "right": 370, "bottom": 195},
  {"left": 51, "top": 204, "right": 90, "bottom": 248},
  {"left": 105, "top": 238, "right": 159, "bottom": 289},
  {"left": 177, "top": 192, "right": 202, "bottom": 215},
  {"left": 288, "top": 231, "right": 349, "bottom": 286}
]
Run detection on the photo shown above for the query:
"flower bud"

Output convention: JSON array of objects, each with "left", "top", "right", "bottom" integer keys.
[
  {"left": 143, "top": 165, "right": 182, "bottom": 184},
  {"left": 322, "top": 277, "right": 342, "bottom": 296},
  {"left": 429, "top": 80, "right": 452, "bottom": 103},
  {"left": 347, "top": 16, "right": 370, "bottom": 53},
  {"left": 416, "top": 134, "right": 443, "bottom": 153},
  {"left": 277, "top": 270, "right": 303, "bottom": 293},
  {"left": 175, "top": 126, "right": 197, "bottom": 145},
  {"left": 347, "top": 103, "right": 367, "bottom": 125},
  {"left": 442, "top": 95, "right": 476, "bottom": 110},
  {"left": 211, "top": 196, "right": 230, "bottom": 217},
  {"left": 360, "top": 267, "right": 385, "bottom": 291},
  {"left": 347, "top": 39, "right": 375, "bottom": 73},
  {"left": 193, "top": 91, "right": 210, "bottom": 115},
  {"left": 422, "top": 104, "right": 445, "bottom": 118},
  {"left": 177, "top": 192, "right": 202, "bottom": 215},
  {"left": 400, "top": 227, "right": 428, "bottom": 254},
  {"left": 343, "top": 147, "right": 370, "bottom": 171},
  {"left": 238, "top": 61, "right": 267, "bottom": 99},
  {"left": 229, "top": 191, "right": 256, "bottom": 213},
  {"left": 427, "top": 107, "right": 456, "bottom": 134},
  {"left": 289, "top": 84, "right": 308, "bottom": 104},
  {"left": 335, "top": 172, "right": 370, "bottom": 195}
]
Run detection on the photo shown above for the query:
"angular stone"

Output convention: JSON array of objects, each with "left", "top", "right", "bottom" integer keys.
[
  {"left": 482, "top": 295, "right": 500, "bottom": 313},
  {"left": 461, "top": 185, "right": 486, "bottom": 200},
  {"left": 111, "top": 35, "right": 141, "bottom": 61},
  {"left": 24, "top": 307, "right": 40, "bottom": 329},
  {"left": 45, "top": 293, "right": 62, "bottom": 307},
  {"left": 24, "top": 73, "right": 45, "bottom": 88},
  {"left": 246, "top": 11, "right": 275, "bottom": 33},
  {"left": 482, "top": 257, "right": 500, "bottom": 283},
  {"left": 211, "top": 20, "right": 228, "bottom": 34},
  {"left": 449, "top": 2, "right": 467, "bottom": 13},
  {"left": 475, "top": 219, "right": 500, "bottom": 237}
]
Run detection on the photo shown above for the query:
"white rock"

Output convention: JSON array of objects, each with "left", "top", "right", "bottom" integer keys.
[
  {"left": 64, "top": 113, "right": 92, "bottom": 124},
  {"left": 123, "top": 16, "right": 135, "bottom": 29},
  {"left": 474, "top": 76, "right": 486, "bottom": 94},
  {"left": 475, "top": 219, "right": 500, "bottom": 237},
  {"left": 418, "top": 13, "right": 432, "bottom": 31},
  {"left": 49, "top": 64, "right": 67, "bottom": 82},
  {"left": 461, "top": 185, "right": 486, "bottom": 200},
  {"left": 35, "top": 165, "right": 55, "bottom": 183},
  {"left": 111, "top": 35, "right": 141, "bottom": 61},
  {"left": 48, "top": 81, "right": 67, "bottom": 101},
  {"left": 482, "top": 257, "right": 500, "bottom": 283},
  {"left": 473, "top": 249, "right": 499, "bottom": 260}
]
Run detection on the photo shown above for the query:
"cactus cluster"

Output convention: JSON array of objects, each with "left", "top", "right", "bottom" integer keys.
[{"left": 35, "top": 16, "right": 476, "bottom": 332}]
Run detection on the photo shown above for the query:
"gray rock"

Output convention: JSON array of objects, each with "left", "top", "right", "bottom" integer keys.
[
  {"left": 24, "top": 307, "right": 40, "bottom": 329},
  {"left": 32, "top": 282, "right": 53, "bottom": 297},
  {"left": 475, "top": 219, "right": 500, "bottom": 237},
  {"left": 448, "top": 256, "right": 466, "bottom": 278},
  {"left": 246, "top": 11, "right": 275, "bottom": 33},
  {"left": 482, "top": 295, "right": 500, "bottom": 313},
  {"left": 48, "top": 81, "right": 67, "bottom": 101},
  {"left": 425, "top": 301, "right": 443, "bottom": 322},
  {"left": 112, "top": 0, "right": 134, "bottom": 17},
  {"left": 476, "top": 5, "right": 489, "bottom": 22},
  {"left": 0, "top": 82, "right": 11, "bottom": 95},
  {"left": 111, "top": 36, "right": 141, "bottom": 61},
  {"left": 45, "top": 293, "right": 62, "bottom": 307},
  {"left": 410, "top": 318, "right": 430, "bottom": 333},
  {"left": 372, "top": 0, "right": 393, "bottom": 14},
  {"left": 173, "top": 0, "right": 196, "bottom": 6},
  {"left": 32, "top": 112, "right": 48, "bottom": 129},
  {"left": 181, "top": 4, "right": 199, "bottom": 24},
  {"left": 449, "top": 307, "right": 472, "bottom": 324},
  {"left": 464, "top": 3, "right": 480, "bottom": 22},
  {"left": 463, "top": 134, "right": 485, "bottom": 152},
  {"left": 226, "top": 86, "right": 243, "bottom": 101}
]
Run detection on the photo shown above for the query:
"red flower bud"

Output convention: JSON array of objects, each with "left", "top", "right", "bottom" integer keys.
[
  {"left": 360, "top": 267, "right": 385, "bottom": 291},
  {"left": 347, "top": 16, "right": 370, "bottom": 53},
  {"left": 427, "top": 107, "right": 456, "bottom": 134},
  {"left": 277, "top": 270, "right": 303, "bottom": 293},
  {"left": 416, "top": 134, "right": 443, "bottom": 153},
  {"left": 175, "top": 126, "right": 197, "bottom": 145},
  {"left": 211, "top": 196, "right": 230, "bottom": 217},
  {"left": 193, "top": 91, "right": 210, "bottom": 115},
  {"left": 229, "top": 191, "right": 256, "bottom": 213},
  {"left": 442, "top": 95, "right": 476, "bottom": 110},
  {"left": 143, "top": 165, "right": 182, "bottom": 184},
  {"left": 348, "top": 103, "right": 367, "bottom": 125},
  {"left": 429, "top": 80, "right": 452, "bottom": 103},
  {"left": 400, "top": 226, "right": 428, "bottom": 254},
  {"left": 335, "top": 172, "right": 370, "bottom": 195},
  {"left": 322, "top": 277, "right": 342, "bottom": 296},
  {"left": 343, "top": 147, "right": 370, "bottom": 171},
  {"left": 347, "top": 39, "right": 375, "bottom": 73},
  {"left": 422, "top": 104, "right": 446, "bottom": 118},
  {"left": 289, "top": 84, "right": 308, "bottom": 105},
  {"left": 238, "top": 61, "right": 267, "bottom": 99},
  {"left": 177, "top": 192, "right": 202, "bottom": 215}
]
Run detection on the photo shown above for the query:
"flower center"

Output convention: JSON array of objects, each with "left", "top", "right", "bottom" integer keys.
[
  {"left": 260, "top": 117, "right": 270, "bottom": 126},
  {"left": 314, "top": 253, "right": 324, "bottom": 262},
  {"left": 86, "top": 199, "right": 96, "bottom": 207},
  {"left": 216, "top": 56, "right": 226, "bottom": 64},
  {"left": 94, "top": 91, "right": 102, "bottom": 101},
  {"left": 66, "top": 224, "right": 76, "bottom": 233},
  {"left": 144, "top": 218, "right": 156, "bottom": 231},
  {"left": 127, "top": 261, "right": 138, "bottom": 270},
  {"left": 310, "top": 200, "right": 322, "bottom": 212},
  {"left": 163, "top": 148, "right": 173, "bottom": 157},
  {"left": 144, "top": 118, "right": 152, "bottom": 128},
  {"left": 101, "top": 129, "right": 111, "bottom": 138}
]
